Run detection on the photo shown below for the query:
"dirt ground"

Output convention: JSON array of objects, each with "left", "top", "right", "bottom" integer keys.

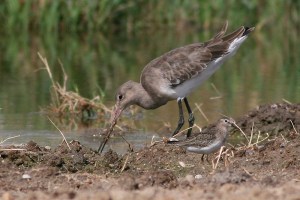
[{"left": 1, "top": 102, "right": 300, "bottom": 200}]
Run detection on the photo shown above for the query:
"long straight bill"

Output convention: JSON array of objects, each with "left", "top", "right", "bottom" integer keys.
[{"left": 98, "top": 105, "right": 123, "bottom": 153}]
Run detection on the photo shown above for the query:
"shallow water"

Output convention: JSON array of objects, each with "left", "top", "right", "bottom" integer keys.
[{"left": 0, "top": 20, "right": 299, "bottom": 153}]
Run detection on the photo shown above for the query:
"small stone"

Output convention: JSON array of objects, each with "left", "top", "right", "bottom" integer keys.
[
  {"left": 45, "top": 146, "right": 51, "bottom": 150},
  {"left": 169, "top": 137, "right": 179, "bottom": 142},
  {"left": 179, "top": 161, "right": 186, "bottom": 167},
  {"left": 22, "top": 174, "right": 31, "bottom": 179},
  {"left": 195, "top": 174, "right": 203, "bottom": 179},
  {"left": 109, "top": 164, "right": 115, "bottom": 168}
]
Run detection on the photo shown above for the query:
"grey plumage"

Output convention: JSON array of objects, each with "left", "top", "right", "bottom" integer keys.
[
  {"left": 114, "top": 23, "right": 254, "bottom": 112},
  {"left": 110, "top": 22, "right": 253, "bottom": 140}
]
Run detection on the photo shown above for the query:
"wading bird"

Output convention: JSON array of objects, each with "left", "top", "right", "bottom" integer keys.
[
  {"left": 170, "top": 118, "right": 235, "bottom": 161},
  {"left": 99, "top": 22, "right": 254, "bottom": 153}
]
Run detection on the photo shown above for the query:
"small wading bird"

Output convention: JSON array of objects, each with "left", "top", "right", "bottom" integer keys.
[
  {"left": 98, "top": 22, "right": 254, "bottom": 153},
  {"left": 169, "top": 118, "right": 235, "bottom": 161}
]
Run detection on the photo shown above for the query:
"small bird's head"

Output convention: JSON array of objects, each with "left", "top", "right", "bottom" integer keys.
[
  {"left": 219, "top": 118, "right": 236, "bottom": 128},
  {"left": 112, "top": 81, "right": 140, "bottom": 121}
]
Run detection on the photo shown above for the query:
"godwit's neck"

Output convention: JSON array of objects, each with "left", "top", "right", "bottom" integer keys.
[{"left": 132, "top": 82, "right": 167, "bottom": 109}]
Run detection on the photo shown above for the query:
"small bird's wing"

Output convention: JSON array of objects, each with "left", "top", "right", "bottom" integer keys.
[
  {"left": 175, "top": 133, "right": 217, "bottom": 148},
  {"left": 142, "top": 22, "right": 247, "bottom": 87}
]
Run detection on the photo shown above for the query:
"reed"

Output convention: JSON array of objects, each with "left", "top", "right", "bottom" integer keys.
[{"left": 1, "top": 1, "right": 298, "bottom": 35}]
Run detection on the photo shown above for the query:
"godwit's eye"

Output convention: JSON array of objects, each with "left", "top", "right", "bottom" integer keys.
[
  {"left": 117, "top": 94, "right": 124, "bottom": 101},
  {"left": 224, "top": 119, "right": 228, "bottom": 123}
]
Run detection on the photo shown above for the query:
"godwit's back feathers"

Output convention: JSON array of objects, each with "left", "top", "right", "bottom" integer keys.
[{"left": 140, "top": 22, "right": 254, "bottom": 99}]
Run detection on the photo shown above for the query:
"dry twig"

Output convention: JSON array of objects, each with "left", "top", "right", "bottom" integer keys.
[
  {"left": 195, "top": 103, "right": 209, "bottom": 122},
  {"left": 232, "top": 121, "right": 250, "bottom": 143},
  {"left": 121, "top": 154, "right": 130, "bottom": 172},
  {"left": 0, "top": 135, "right": 21, "bottom": 145},
  {"left": 212, "top": 146, "right": 226, "bottom": 171},
  {"left": 209, "top": 83, "right": 223, "bottom": 100},
  {"left": 0, "top": 148, "right": 27, "bottom": 151},
  {"left": 172, "top": 124, "right": 201, "bottom": 138},
  {"left": 290, "top": 120, "right": 299, "bottom": 135},
  {"left": 38, "top": 52, "right": 111, "bottom": 121},
  {"left": 48, "top": 117, "right": 71, "bottom": 150}
]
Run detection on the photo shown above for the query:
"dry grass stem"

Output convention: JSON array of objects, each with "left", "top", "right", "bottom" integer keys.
[
  {"left": 212, "top": 146, "right": 226, "bottom": 171},
  {"left": 48, "top": 117, "right": 71, "bottom": 150},
  {"left": 211, "top": 146, "right": 234, "bottom": 172},
  {"left": 232, "top": 122, "right": 250, "bottom": 143},
  {"left": 195, "top": 103, "right": 209, "bottom": 122},
  {"left": 256, "top": 131, "right": 261, "bottom": 144},
  {"left": 0, "top": 135, "right": 21, "bottom": 145},
  {"left": 115, "top": 124, "right": 125, "bottom": 132},
  {"left": 247, "top": 122, "right": 254, "bottom": 147},
  {"left": 150, "top": 135, "right": 156, "bottom": 145},
  {"left": 172, "top": 124, "right": 201, "bottom": 138},
  {"left": 290, "top": 120, "right": 299, "bottom": 135},
  {"left": 242, "top": 167, "right": 258, "bottom": 180},
  {"left": 0, "top": 148, "right": 27, "bottom": 151},
  {"left": 38, "top": 52, "right": 55, "bottom": 86},
  {"left": 224, "top": 149, "right": 234, "bottom": 168},
  {"left": 242, "top": 167, "right": 251, "bottom": 176},
  {"left": 194, "top": 124, "right": 202, "bottom": 133},
  {"left": 121, "top": 154, "right": 130, "bottom": 172},
  {"left": 280, "top": 133, "right": 288, "bottom": 143},
  {"left": 38, "top": 52, "right": 111, "bottom": 122},
  {"left": 150, "top": 135, "right": 161, "bottom": 145},
  {"left": 150, "top": 135, "right": 164, "bottom": 147},
  {"left": 209, "top": 83, "right": 223, "bottom": 100},
  {"left": 58, "top": 58, "right": 68, "bottom": 90},
  {"left": 282, "top": 98, "right": 292, "bottom": 105},
  {"left": 218, "top": 113, "right": 230, "bottom": 118},
  {"left": 120, "top": 135, "right": 134, "bottom": 152},
  {"left": 249, "top": 131, "right": 269, "bottom": 147}
]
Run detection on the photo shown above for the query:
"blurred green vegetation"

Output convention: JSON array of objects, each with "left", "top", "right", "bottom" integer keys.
[
  {"left": 0, "top": 0, "right": 299, "bottom": 126},
  {"left": 0, "top": 0, "right": 298, "bottom": 34}
]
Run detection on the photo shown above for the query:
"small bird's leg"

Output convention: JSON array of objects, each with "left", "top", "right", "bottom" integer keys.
[
  {"left": 200, "top": 154, "right": 209, "bottom": 163},
  {"left": 201, "top": 154, "right": 205, "bottom": 162},
  {"left": 206, "top": 154, "right": 209, "bottom": 162},
  {"left": 183, "top": 97, "right": 195, "bottom": 138},
  {"left": 172, "top": 98, "right": 185, "bottom": 136}
]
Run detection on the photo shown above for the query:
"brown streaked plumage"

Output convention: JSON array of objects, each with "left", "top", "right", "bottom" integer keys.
[
  {"left": 105, "top": 22, "right": 254, "bottom": 149},
  {"left": 170, "top": 118, "right": 235, "bottom": 160}
]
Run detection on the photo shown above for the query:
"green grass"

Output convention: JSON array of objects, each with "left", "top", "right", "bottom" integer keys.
[{"left": 1, "top": 0, "right": 298, "bottom": 35}]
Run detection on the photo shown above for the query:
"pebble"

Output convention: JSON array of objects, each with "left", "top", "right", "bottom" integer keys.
[
  {"left": 179, "top": 161, "right": 186, "bottom": 167},
  {"left": 45, "top": 146, "right": 51, "bottom": 150},
  {"left": 195, "top": 174, "right": 203, "bottom": 179},
  {"left": 22, "top": 174, "right": 31, "bottom": 179},
  {"left": 168, "top": 137, "right": 179, "bottom": 142}
]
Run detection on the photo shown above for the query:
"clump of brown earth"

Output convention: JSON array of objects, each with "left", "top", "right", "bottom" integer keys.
[
  {"left": 236, "top": 103, "right": 300, "bottom": 135},
  {"left": 0, "top": 102, "right": 300, "bottom": 200}
]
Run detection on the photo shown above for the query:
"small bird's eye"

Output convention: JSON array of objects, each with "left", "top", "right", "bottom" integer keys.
[
  {"left": 118, "top": 94, "right": 123, "bottom": 101},
  {"left": 224, "top": 119, "right": 228, "bottom": 123}
]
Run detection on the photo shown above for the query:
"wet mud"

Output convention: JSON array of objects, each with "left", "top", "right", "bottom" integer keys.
[{"left": 1, "top": 103, "right": 300, "bottom": 200}]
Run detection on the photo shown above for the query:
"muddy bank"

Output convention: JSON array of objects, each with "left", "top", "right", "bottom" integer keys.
[{"left": 0, "top": 102, "right": 300, "bottom": 200}]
